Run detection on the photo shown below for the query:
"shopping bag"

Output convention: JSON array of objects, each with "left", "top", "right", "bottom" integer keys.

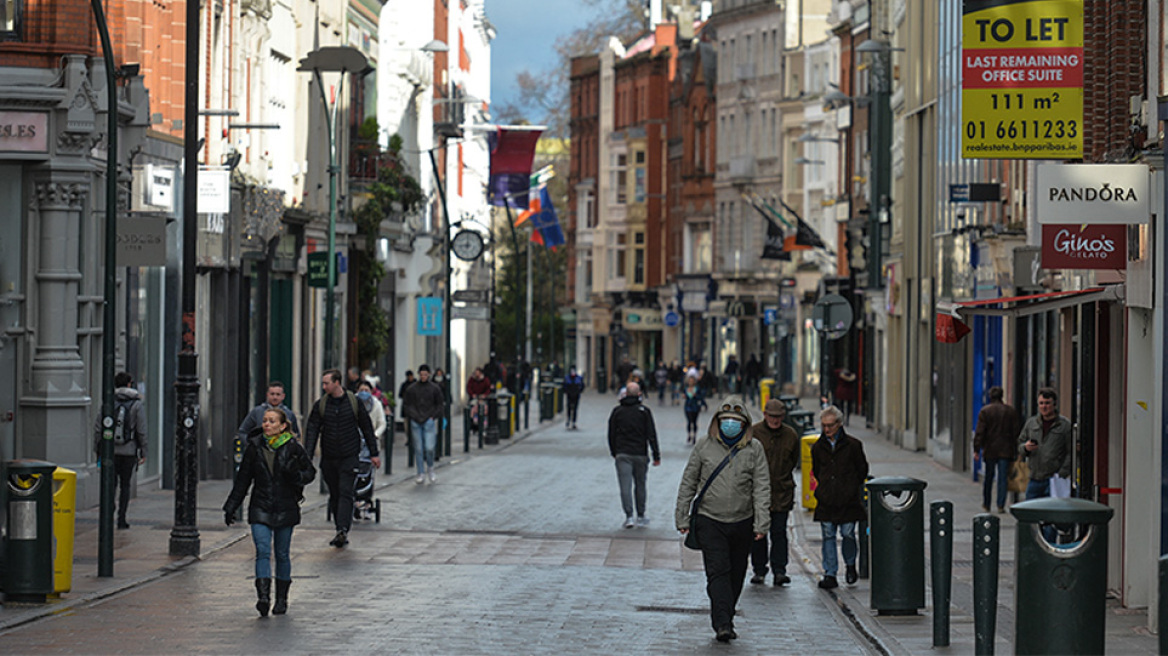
[
  {"left": 1007, "top": 458, "right": 1030, "bottom": 493},
  {"left": 1049, "top": 474, "right": 1071, "bottom": 498}
]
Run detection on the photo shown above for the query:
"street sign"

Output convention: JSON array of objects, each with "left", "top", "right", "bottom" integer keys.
[
  {"left": 812, "top": 294, "right": 854, "bottom": 340},
  {"left": 452, "top": 305, "right": 490, "bottom": 321},
  {"left": 763, "top": 308, "right": 778, "bottom": 326},
  {"left": 949, "top": 183, "right": 1001, "bottom": 203},
  {"left": 452, "top": 289, "right": 489, "bottom": 303},
  {"left": 664, "top": 311, "right": 680, "bottom": 327},
  {"left": 306, "top": 252, "right": 340, "bottom": 288}
]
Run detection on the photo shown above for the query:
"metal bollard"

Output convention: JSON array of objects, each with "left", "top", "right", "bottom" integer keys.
[
  {"left": 1160, "top": 556, "right": 1168, "bottom": 656},
  {"left": 232, "top": 436, "right": 245, "bottom": 521},
  {"left": 524, "top": 394, "right": 530, "bottom": 430},
  {"left": 406, "top": 420, "right": 414, "bottom": 469},
  {"left": 383, "top": 426, "right": 392, "bottom": 476},
  {"left": 858, "top": 478, "right": 871, "bottom": 578},
  {"left": 930, "top": 500, "right": 953, "bottom": 647},
  {"left": 974, "top": 513, "right": 1000, "bottom": 656},
  {"left": 463, "top": 407, "right": 471, "bottom": 453}
]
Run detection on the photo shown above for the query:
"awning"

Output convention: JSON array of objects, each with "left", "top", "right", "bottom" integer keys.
[{"left": 938, "top": 286, "right": 1122, "bottom": 319}]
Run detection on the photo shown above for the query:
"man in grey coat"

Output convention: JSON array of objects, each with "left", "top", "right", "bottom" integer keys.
[
  {"left": 93, "top": 371, "right": 148, "bottom": 529},
  {"left": 237, "top": 381, "right": 300, "bottom": 441},
  {"left": 1018, "top": 387, "right": 1073, "bottom": 500}
]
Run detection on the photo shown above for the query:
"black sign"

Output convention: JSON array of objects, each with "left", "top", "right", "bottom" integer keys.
[
  {"left": 307, "top": 252, "right": 340, "bottom": 288},
  {"left": 452, "top": 289, "right": 489, "bottom": 303},
  {"left": 950, "top": 183, "right": 1001, "bottom": 203}
]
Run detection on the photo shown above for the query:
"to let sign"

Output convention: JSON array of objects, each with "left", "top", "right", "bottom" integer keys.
[
  {"left": 962, "top": 0, "right": 1083, "bottom": 159},
  {"left": 1041, "top": 224, "right": 1126, "bottom": 270}
]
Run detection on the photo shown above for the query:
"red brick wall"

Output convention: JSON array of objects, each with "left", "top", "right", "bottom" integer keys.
[
  {"left": 1082, "top": 0, "right": 1147, "bottom": 161},
  {"left": 0, "top": 0, "right": 97, "bottom": 67}
]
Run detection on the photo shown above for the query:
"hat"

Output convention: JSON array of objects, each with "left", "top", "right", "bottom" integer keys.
[
  {"left": 764, "top": 399, "right": 786, "bottom": 416},
  {"left": 417, "top": 364, "right": 431, "bottom": 373}
]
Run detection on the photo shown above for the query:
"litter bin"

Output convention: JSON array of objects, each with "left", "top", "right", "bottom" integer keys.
[
  {"left": 1011, "top": 497, "right": 1114, "bottom": 655},
  {"left": 51, "top": 467, "right": 76, "bottom": 596},
  {"left": 496, "top": 391, "right": 513, "bottom": 439},
  {"left": 759, "top": 378, "right": 776, "bottom": 408},
  {"left": 3, "top": 459, "right": 56, "bottom": 603},
  {"left": 867, "top": 476, "right": 928, "bottom": 615},
  {"left": 787, "top": 409, "right": 816, "bottom": 436},
  {"left": 800, "top": 435, "right": 817, "bottom": 510},
  {"left": 539, "top": 384, "right": 555, "bottom": 421}
]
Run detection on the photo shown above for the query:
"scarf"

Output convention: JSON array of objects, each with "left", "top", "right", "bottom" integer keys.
[{"left": 267, "top": 431, "right": 294, "bottom": 450}]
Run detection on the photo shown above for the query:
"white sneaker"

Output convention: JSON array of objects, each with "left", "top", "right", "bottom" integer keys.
[
  {"left": 623, "top": 516, "right": 635, "bottom": 529},
  {"left": 428, "top": 470, "right": 437, "bottom": 483},
  {"left": 636, "top": 516, "right": 650, "bottom": 527},
  {"left": 415, "top": 474, "right": 425, "bottom": 484}
]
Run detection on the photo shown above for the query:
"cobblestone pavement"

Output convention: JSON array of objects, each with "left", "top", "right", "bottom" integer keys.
[{"left": 0, "top": 392, "right": 873, "bottom": 655}]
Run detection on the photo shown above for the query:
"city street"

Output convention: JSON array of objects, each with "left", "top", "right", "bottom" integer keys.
[{"left": 0, "top": 393, "right": 873, "bottom": 655}]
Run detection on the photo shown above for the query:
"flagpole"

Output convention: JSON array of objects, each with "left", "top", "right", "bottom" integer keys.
[{"left": 503, "top": 203, "right": 523, "bottom": 374}]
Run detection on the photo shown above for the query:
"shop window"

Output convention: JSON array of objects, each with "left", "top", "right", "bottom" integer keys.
[{"left": 2, "top": 0, "right": 21, "bottom": 39}]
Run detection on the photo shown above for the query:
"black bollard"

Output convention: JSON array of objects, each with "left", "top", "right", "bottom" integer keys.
[
  {"left": 974, "top": 513, "right": 1000, "bottom": 656},
  {"left": 858, "top": 477, "right": 871, "bottom": 578},
  {"left": 383, "top": 427, "right": 392, "bottom": 476},
  {"left": 1161, "top": 556, "right": 1168, "bottom": 656},
  {"left": 930, "top": 500, "right": 953, "bottom": 647},
  {"left": 463, "top": 407, "right": 471, "bottom": 453},
  {"left": 406, "top": 420, "right": 414, "bottom": 469}
]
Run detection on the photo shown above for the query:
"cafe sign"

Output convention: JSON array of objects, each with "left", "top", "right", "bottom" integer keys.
[
  {"left": 0, "top": 111, "right": 49, "bottom": 153},
  {"left": 1040, "top": 224, "right": 1126, "bottom": 269}
]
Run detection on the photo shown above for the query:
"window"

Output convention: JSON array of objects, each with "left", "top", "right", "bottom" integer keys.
[
  {"left": 583, "top": 189, "right": 597, "bottom": 228},
  {"left": 633, "top": 231, "right": 645, "bottom": 284},
  {"left": 612, "top": 153, "right": 627, "bottom": 204},
  {"left": 2, "top": 0, "right": 21, "bottom": 38},
  {"left": 608, "top": 231, "right": 628, "bottom": 281},
  {"left": 633, "top": 150, "right": 646, "bottom": 203},
  {"left": 690, "top": 223, "right": 712, "bottom": 272}
]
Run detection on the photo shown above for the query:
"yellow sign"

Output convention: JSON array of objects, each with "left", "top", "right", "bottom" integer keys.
[{"left": 962, "top": 0, "right": 1083, "bottom": 159}]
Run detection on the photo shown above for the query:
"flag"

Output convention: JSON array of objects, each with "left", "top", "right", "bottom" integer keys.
[
  {"left": 529, "top": 186, "right": 565, "bottom": 248},
  {"left": 778, "top": 199, "right": 829, "bottom": 251},
  {"left": 488, "top": 127, "right": 543, "bottom": 208},
  {"left": 742, "top": 195, "right": 789, "bottom": 261},
  {"left": 514, "top": 194, "right": 540, "bottom": 227},
  {"left": 935, "top": 313, "right": 972, "bottom": 343}
]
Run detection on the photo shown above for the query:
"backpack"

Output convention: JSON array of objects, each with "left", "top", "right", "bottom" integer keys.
[
  {"left": 317, "top": 391, "right": 360, "bottom": 422},
  {"left": 112, "top": 399, "right": 135, "bottom": 446}
]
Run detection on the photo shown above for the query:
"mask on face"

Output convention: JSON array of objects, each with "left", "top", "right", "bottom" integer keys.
[
  {"left": 435, "top": 375, "right": 445, "bottom": 383},
  {"left": 720, "top": 418, "right": 743, "bottom": 437},
  {"left": 356, "top": 390, "right": 372, "bottom": 402}
]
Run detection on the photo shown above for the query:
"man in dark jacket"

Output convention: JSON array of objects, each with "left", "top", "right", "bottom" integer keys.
[
  {"left": 402, "top": 364, "right": 446, "bottom": 484},
  {"left": 563, "top": 367, "right": 585, "bottom": 429},
  {"left": 93, "top": 371, "right": 148, "bottom": 529},
  {"left": 749, "top": 399, "right": 800, "bottom": 586},
  {"left": 973, "top": 386, "right": 1021, "bottom": 513},
  {"left": 1018, "top": 387, "right": 1073, "bottom": 499},
  {"left": 607, "top": 382, "right": 661, "bottom": 528},
  {"left": 810, "top": 405, "right": 869, "bottom": 589},
  {"left": 304, "top": 369, "right": 379, "bottom": 547}
]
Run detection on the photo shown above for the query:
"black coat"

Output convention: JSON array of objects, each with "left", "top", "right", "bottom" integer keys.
[
  {"left": 224, "top": 431, "right": 316, "bottom": 528},
  {"left": 810, "top": 431, "right": 869, "bottom": 523}
]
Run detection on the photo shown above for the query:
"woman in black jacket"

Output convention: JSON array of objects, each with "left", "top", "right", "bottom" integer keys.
[{"left": 224, "top": 408, "right": 316, "bottom": 617}]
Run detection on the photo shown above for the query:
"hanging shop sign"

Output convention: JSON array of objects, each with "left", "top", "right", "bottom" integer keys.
[
  {"left": 416, "top": 297, "right": 443, "bottom": 336},
  {"left": 622, "top": 308, "right": 663, "bottom": 331},
  {"left": 1040, "top": 224, "right": 1127, "bottom": 270},
  {"left": 962, "top": 0, "right": 1083, "bottom": 159},
  {"left": 0, "top": 112, "right": 48, "bottom": 153},
  {"left": 1036, "top": 163, "right": 1149, "bottom": 224},
  {"left": 117, "top": 217, "right": 167, "bottom": 267}
]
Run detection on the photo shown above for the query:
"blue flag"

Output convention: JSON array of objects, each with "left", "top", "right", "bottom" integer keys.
[{"left": 529, "top": 186, "right": 565, "bottom": 248}]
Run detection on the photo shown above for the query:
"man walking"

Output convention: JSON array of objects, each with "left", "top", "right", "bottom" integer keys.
[
  {"left": 238, "top": 381, "right": 300, "bottom": 441},
  {"left": 304, "top": 369, "right": 380, "bottom": 547},
  {"left": 811, "top": 405, "right": 869, "bottom": 589},
  {"left": 973, "top": 386, "right": 1021, "bottom": 513},
  {"left": 607, "top": 382, "right": 661, "bottom": 528},
  {"left": 1018, "top": 387, "right": 1072, "bottom": 500},
  {"left": 563, "top": 366, "right": 585, "bottom": 429},
  {"left": 402, "top": 364, "right": 446, "bottom": 484},
  {"left": 749, "top": 399, "right": 800, "bottom": 586},
  {"left": 93, "top": 371, "right": 148, "bottom": 529}
]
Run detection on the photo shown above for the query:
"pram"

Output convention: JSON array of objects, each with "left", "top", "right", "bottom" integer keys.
[{"left": 353, "top": 441, "right": 381, "bottom": 522}]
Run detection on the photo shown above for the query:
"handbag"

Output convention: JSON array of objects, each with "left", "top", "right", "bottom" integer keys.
[
  {"left": 684, "top": 448, "right": 739, "bottom": 550},
  {"left": 1007, "top": 457, "right": 1030, "bottom": 493}
]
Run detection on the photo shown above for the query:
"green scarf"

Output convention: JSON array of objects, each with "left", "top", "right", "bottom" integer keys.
[{"left": 266, "top": 431, "right": 294, "bottom": 450}]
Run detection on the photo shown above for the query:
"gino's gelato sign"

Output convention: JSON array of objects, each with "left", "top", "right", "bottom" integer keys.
[
  {"left": 1037, "top": 163, "right": 1148, "bottom": 224},
  {"left": 1041, "top": 224, "right": 1126, "bottom": 270}
]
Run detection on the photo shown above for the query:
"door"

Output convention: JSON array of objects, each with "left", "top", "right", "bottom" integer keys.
[{"left": 0, "top": 166, "right": 23, "bottom": 459}]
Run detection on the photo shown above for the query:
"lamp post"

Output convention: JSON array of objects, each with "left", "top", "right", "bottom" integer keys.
[
  {"left": 297, "top": 46, "right": 370, "bottom": 370},
  {"left": 857, "top": 39, "right": 895, "bottom": 290}
]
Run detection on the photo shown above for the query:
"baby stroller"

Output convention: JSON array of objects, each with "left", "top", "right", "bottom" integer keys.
[{"left": 353, "top": 441, "right": 381, "bottom": 522}]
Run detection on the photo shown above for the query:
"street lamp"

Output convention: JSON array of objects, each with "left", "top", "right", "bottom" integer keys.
[
  {"left": 297, "top": 46, "right": 371, "bottom": 369},
  {"left": 856, "top": 39, "right": 899, "bottom": 290}
]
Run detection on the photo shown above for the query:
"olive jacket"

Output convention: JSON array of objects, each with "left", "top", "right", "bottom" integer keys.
[
  {"left": 1017, "top": 414, "right": 1073, "bottom": 481},
  {"left": 750, "top": 419, "right": 800, "bottom": 512}
]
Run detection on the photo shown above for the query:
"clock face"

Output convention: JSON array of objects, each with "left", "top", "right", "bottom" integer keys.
[{"left": 452, "top": 230, "right": 484, "bottom": 261}]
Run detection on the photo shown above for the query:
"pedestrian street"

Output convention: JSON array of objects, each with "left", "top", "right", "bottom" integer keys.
[{"left": 0, "top": 392, "right": 872, "bottom": 655}]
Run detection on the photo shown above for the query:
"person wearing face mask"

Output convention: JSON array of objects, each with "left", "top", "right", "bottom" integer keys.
[
  {"left": 675, "top": 396, "right": 770, "bottom": 643},
  {"left": 810, "top": 405, "right": 869, "bottom": 589},
  {"left": 357, "top": 381, "right": 387, "bottom": 454},
  {"left": 607, "top": 382, "right": 661, "bottom": 528}
]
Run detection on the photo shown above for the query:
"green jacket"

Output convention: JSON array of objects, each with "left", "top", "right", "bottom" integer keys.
[
  {"left": 1017, "top": 414, "right": 1072, "bottom": 481},
  {"left": 750, "top": 419, "right": 800, "bottom": 512},
  {"left": 675, "top": 396, "right": 771, "bottom": 534}
]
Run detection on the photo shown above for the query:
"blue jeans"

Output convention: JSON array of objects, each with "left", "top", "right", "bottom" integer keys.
[
  {"left": 411, "top": 418, "right": 437, "bottom": 475},
  {"left": 820, "top": 521, "right": 857, "bottom": 577},
  {"left": 252, "top": 524, "right": 294, "bottom": 580},
  {"left": 983, "top": 457, "right": 1011, "bottom": 509},
  {"left": 1026, "top": 478, "right": 1058, "bottom": 542},
  {"left": 614, "top": 454, "right": 649, "bottom": 518}
]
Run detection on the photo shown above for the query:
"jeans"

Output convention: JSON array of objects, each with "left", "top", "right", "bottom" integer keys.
[
  {"left": 750, "top": 510, "right": 790, "bottom": 576},
  {"left": 820, "top": 521, "right": 858, "bottom": 577},
  {"left": 614, "top": 453, "right": 649, "bottom": 518},
  {"left": 113, "top": 455, "right": 137, "bottom": 521},
  {"left": 1025, "top": 478, "right": 1061, "bottom": 542},
  {"left": 696, "top": 515, "right": 753, "bottom": 631},
  {"left": 983, "top": 457, "right": 1011, "bottom": 509},
  {"left": 411, "top": 418, "right": 437, "bottom": 475},
  {"left": 685, "top": 410, "right": 700, "bottom": 434},
  {"left": 252, "top": 523, "right": 294, "bottom": 580},
  {"left": 566, "top": 395, "right": 580, "bottom": 425},
  {"left": 320, "top": 455, "right": 359, "bottom": 533}
]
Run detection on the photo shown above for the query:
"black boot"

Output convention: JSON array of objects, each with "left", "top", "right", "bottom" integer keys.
[
  {"left": 255, "top": 578, "right": 271, "bottom": 617},
  {"left": 272, "top": 579, "right": 291, "bottom": 615}
]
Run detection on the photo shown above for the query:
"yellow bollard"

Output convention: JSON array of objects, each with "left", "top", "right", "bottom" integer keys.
[
  {"left": 800, "top": 436, "right": 818, "bottom": 510},
  {"left": 51, "top": 467, "right": 77, "bottom": 596},
  {"left": 759, "top": 378, "right": 775, "bottom": 408}
]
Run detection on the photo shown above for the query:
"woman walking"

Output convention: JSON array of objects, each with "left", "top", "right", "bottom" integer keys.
[
  {"left": 224, "top": 408, "right": 316, "bottom": 617},
  {"left": 682, "top": 375, "right": 707, "bottom": 444}
]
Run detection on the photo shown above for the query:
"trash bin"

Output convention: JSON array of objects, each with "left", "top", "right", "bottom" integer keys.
[
  {"left": 778, "top": 394, "right": 801, "bottom": 413},
  {"left": 51, "top": 467, "right": 76, "bottom": 596},
  {"left": 539, "top": 384, "right": 555, "bottom": 421},
  {"left": 759, "top": 378, "right": 776, "bottom": 408},
  {"left": 787, "top": 409, "right": 816, "bottom": 436},
  {"left": 1011, "top": 497, "right": 1114, "bottom": 655},
  {"left": 867, "top": 476, "right": 928, "bottom": 615},
  {"left": 596, "top": 368, "right": 608, "bottom": 394},
  {"left": 496, "top": 391, "right": 513, "bottom": 439},
  {"left": 3, "top": 459, "right": 56, "bottom": 603},
  {"left": 800, "top": 435, "right": 818, "bottom": 510}
]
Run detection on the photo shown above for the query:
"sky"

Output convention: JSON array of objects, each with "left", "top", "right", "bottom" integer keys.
[{"left": 488, "top": 0, "right": 602, "bottom": 110}]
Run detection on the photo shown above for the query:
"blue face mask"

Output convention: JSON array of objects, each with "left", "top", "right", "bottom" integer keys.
[
  {"left": 720, "top": 418, "right": 743, "bottom": 437},
  {"left": 356, "top": 390, "right": 372, "bottom": 403}
]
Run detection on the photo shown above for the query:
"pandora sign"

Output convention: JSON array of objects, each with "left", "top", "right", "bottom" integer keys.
[{"left": 1041, "top": 224, "right": 1127, "bottom": 270}]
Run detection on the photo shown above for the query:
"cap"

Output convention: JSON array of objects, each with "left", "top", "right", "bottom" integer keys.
[{"left": 764, "top": 399, "right": 786, "bottom": 416}]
